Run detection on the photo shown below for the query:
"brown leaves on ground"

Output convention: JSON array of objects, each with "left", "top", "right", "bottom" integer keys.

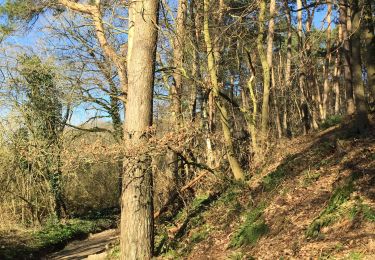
[{"left": 175, "top": 125, "right": 375, "bottom": 259}]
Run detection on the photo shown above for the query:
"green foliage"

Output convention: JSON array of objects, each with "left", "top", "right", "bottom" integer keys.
[
  {"left": 19, "top": 55, "right": 64, "bottom": 141},
  {"left": 306, "top": 181, "right": 354, "bottom": 238},
  {"left": 229, "top": 203, "right": 268, "bottom": 248},
  {"left": 344, "top": 252, "right": 364, "bottom": 260},
  {"left": 106, "top": 244, "right": 120, "bottom": 259},
  {"left": 34, "top": 218, "right": 113, "bottom": 248},
  {"left": 262, "top": 166, "right": 287, "bottom": 191},
  {"left": 320, "top": 115, "right": 343, "bottom": 130},
  {"left": 190, "top": 227, "right": 209, "bottom": 244},
  {"left": 0, "top": 0, "right": 46, "bottom": 31},
  {"left": 0, "top": 217, "right": 114, "bottom": 259},
  {"left": 349, "top": 200, "right": 375, "bottom": 222},
  {"left": 302, "top": 170, "right": 321, "bottom": 186}
]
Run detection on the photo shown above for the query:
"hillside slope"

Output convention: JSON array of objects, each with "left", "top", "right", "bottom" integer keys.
[{"left": 156, "top": 122, "right": 375, "bottom": 259}]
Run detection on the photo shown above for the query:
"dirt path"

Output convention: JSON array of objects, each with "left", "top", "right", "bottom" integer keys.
[{"left": 46, "top": 229, "right": 119, "bottom": 260}]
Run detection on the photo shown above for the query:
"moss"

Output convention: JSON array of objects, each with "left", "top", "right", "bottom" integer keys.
[
  {"left": 229, "top": 203, "right": 268, "bottom": 248},
  {"left": 306, "top": 181, "right": 354, "bottom": 238}
]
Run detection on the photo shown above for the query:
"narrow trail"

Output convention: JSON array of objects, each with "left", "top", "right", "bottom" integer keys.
[{"left": 46, "top": 229, "right": 118, "bottom": 260}]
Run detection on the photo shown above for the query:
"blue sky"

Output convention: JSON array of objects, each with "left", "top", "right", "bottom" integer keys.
[{"left": 0, "top": 0, "right": 332, "bottom": 126}]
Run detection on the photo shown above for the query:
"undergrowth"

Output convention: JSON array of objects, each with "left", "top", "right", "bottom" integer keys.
[
  {"left": 34, "top": 218, "right": 113, "bottom": 248},
  {"left": 229, "top": 203, "right": 268, "bottom": 248},
  {"left": 306, "top": 180, "right": 354, "bottom": 239},
  {"left": 0, "top": 217, "right": 115, "bottom": 259},
  {"left": 262, "top": 154, "right": 297, "bottom": 192},
  {"left": 320, "top": 115, "right": 343, "bottom": 130}
]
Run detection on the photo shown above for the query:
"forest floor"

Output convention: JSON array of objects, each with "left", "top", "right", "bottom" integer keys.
[
  {"left": 1, "top": 118, "right": 374, "bottom": 260},
  {"left": 154, "top": 119, "right": 375, "bottom": 259}
]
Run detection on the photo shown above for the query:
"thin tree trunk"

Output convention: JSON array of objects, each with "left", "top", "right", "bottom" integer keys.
[
  {"left": 258, "top": 0, "right": 272, "bottom": 140},
  {"left": 272, "top": 68, "right": 282, "bottom": 139},
  {"left": 189, "top": 0, "right": 201, "bottom": 121},
  {"left": 322, "top": 3, "right": 332, "bottom": 120},
  {"left": 283, "top": 0, "right": 292, "bottom": 136},
  {"left": 333, "top": 51, "right": 341, "bottom": 114},
  {"left": 203, "top": 0, "right": 245, "bottom": 180},
  {"left": 164, "top": 0, "right": 188, "bottom": 213},
  {"left": 244, "top": 50, "right": 259, "bottom": 158},
  {"left": 340, "top": 0, "right": 355, "bottom": 115}
]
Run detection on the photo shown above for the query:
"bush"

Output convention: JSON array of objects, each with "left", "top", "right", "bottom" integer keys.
[{"left": 320, "top": 115, "right": 343, "bottom": 129}]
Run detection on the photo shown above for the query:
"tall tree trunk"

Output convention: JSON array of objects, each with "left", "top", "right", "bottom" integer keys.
[
  {"left": 244, "top": 49, "right": 259, "bottom": 158},
  {"left": 333, "top": 51, "right": 341, "bottom": 114},
  {"left": 363, "top": 0, "right": 375, "bottom": 100},
  {"left": 121, "top": 1, "right": 159, "bottom": 259},
  {"left": 296, "top": 0, "right": 310, "bottom": 134},
  {"left": 322, "top": 3, "right": 332, "bottom": 120},
  {"left": 203, "top": 0, "right": 245, "bottom": 180},
  {"left": 340, "top": 0, "right": 355, "bottom": 115},
  {"left": 165, "top": 0, "right": 188, "bottom": 214},
  {"left": 283, "top": 0, "right": 292, "bottom": 136},
  {"left": 171, "top": 0, "right": 187, "bottom": 123},
  {"left": 351, "top": 0, "right": 369, "bottom": 131},
  {"left": 257, "top": 0, "right": 272, "bottom": 141},
  {"left": 272, "top": 68, "right": 282, "bottom": 139},
  {"left": 267, "top": 0, "right": 276, "bottom": 136}
]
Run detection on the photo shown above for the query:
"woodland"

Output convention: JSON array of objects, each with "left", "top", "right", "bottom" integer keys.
[{"left": 0, "top": 0, "right": 374, "bottom": 259}]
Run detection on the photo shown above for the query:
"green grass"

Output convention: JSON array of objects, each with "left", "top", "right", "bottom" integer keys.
[
  {"left": 190, "top": 226, "right": 210, "bottom": 244},
  {"left": 34, "top": 218, "right": 113, "bottom": 248},
  {"left": 302, "top": 170, "right": 321, "bottom": 186},
  {"left": 229, "top": 203, "right": 268, "bottom": 248},
  {"left": 0, "top": 217, "right": 115, "bottom": 259},
  {"left": 350, "top": 200, "right": 375, "bottom": 222},
  {"left": 106, "top": 243, "right": 120, "bottom": 259},
  {"left": 344, "top": 251, "right": 364, "bottom": 260}
]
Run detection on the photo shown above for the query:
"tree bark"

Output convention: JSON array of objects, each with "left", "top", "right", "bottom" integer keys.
[
  {"left": 203, "top": 0, "right": 245, "bottom": 180},
  {"left": 322, "top": 3, "right": 332, "bottom": 120},
  {"left": 121, "top": 1, "right": 159, "bottom": 259},
  {"left": 362, "top": 0, "right": 375, "bottom": 100},
  {"left": 351, "top": 0, "right": 369, "bottom": 131},
  {"left": 340, "top": 0, "right": 355, "bottom": 115},
  {"left": 258, "top": 0, "right": 271, "bottom": 140}
]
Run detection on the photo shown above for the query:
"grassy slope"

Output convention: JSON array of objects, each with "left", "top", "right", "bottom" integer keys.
[{"left": 157, "top": 121, "right": 375, "bottom": 259}]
